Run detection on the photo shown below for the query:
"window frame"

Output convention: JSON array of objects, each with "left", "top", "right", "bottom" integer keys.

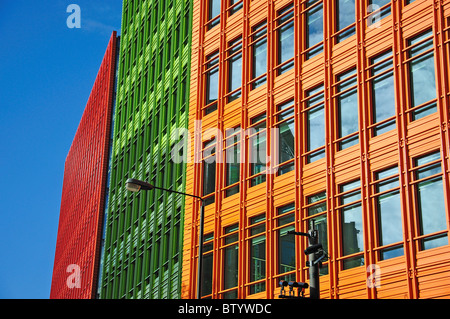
[{"left": 405, "top": 29, "right": 437, "bottom": 121}]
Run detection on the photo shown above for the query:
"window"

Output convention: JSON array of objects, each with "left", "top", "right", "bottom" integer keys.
[
  {"left": 225, "top": 127, "right": 240, "bottom": 197},
  {"left": 413, "top": 152, "right": 448, "bottom": 250},
  {"left": 369, "top": 50, "right": 396, "bottom": 136},
  {"left": 305, "top": 85, "right": 325, "bottom": 163},
  {"left": 207, "top": 0, "right": 220, "bottom": 30},
  {"left": 227, "top": 37, "right": 243, "bottom": 102},
  {"left": 223, "top": 224, "right": 239, "bottom": 298},
  {"left": 249, "top": 114, "right": 267, "bottom": 187},
  {"left": 374, "top": 166, "right": 403, "bottom": 260},
  {"left": 306, "top": 191, "right": 328, "bottom": 275},
  {"left": 276, "top": 100, "right": 295, "bottom": 175},
  {"left": 339, "top": 180, "right": 364, "bottom": 269},
  {"left": 277, "top": 4, "right": 295, "bottom": 74},
  {"left": 367, "top": 0, "right": 391, "bottom": 28},
  {"left": 201, "top": 233, "right": 214, "bottom": 298},
  {"left": 204, "top": 51, "right": 219, "bottom": 115},
  {"left": 251, "top": 21, "right": 267, "bottom": 89},
  {"left": 248, "top": 214, "right": 266, "bottom": 295},
  {"left": 335, "top": 68, "right": 359, "bottom": 150},
  {"left": 305, "top": 0, "right": 323, "bottom": 59},
  {"left": 335, "top": 0, "right": 355, "bottom": 43},
  {"left": 407, "top": 30, "right": 437, "bottom": 121},
  {"left": 203, "top": 137, "right": 216, "bottom": 206},
  {"left": 228, "top": 0, "right": 243, "bottom": 15},
  {"left": 277, "top": 204, "right": 296, "bottom": 282}
]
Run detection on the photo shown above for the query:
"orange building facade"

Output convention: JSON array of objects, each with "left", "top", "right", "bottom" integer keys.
[{"left": 182, "top": 0, "right": 450, "bottom": 299}]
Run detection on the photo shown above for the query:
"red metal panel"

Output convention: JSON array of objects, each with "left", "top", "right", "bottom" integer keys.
[{"left": 50, "top": 32, "right": 118, "bottom": 299}]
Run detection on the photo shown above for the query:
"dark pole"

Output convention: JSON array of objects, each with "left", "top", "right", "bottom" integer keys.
[
  {"left": 308, "top": 221, "right": 320, "bottom": 299},
  {"left": 196, "top": 200, "right": 205, "bottom": 299},
  {"left": 308, "top": 233, "right": 320, "bottom": 299}
]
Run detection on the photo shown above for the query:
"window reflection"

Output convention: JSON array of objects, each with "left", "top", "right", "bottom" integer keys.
[
  {"left": 277, "top": 204, "right": 296, "bottom": 281},
  {"left": 306, "top": 0, "right": 323, "bottom": 59},
  {"left": 277, "top": 4, "right": 295, "bottom": 74},
  {"left": 336, "top": 0, "right": 355, "bottom": 43},
  {"left": 374, "top": 166, "right": 403, "bottom": 260},
  {"left": 414, "top": 152, "right": 448, "bottom": 250},
  {"left": 408, "top": 30, "right": 437, "bottom": 120},
  {"left": 370, "top": 50, "right": 396, "bottom": 136},
  {"left": 336, "top": 68, "right": 359, "bottom": 150},
  {"left": 305, "top": 85, "right": 325, "bottom": 163},
  {"left": 340, "top": 180, "right": 364, "bottom": 269}
]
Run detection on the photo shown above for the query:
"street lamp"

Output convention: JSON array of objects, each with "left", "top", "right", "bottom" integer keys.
[{"left": 125, "top": 178, "right": 205, "bottom": 299}]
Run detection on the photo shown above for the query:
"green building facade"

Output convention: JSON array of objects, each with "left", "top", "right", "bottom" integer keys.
[{"left": 98, "top": 0, "right": 192, "bottom": 299}]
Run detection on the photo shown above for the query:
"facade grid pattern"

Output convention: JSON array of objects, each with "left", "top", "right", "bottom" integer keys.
[
  {"left": 98, "top": 0, "right": 192, "bottom": 299},
  {"left": 182, "top": 0, "right": 450, "bottom": 299},
  {"left": 51, "top": 32, "right": 118, "bottom": 299}
]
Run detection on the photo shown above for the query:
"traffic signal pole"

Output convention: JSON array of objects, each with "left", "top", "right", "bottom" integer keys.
[
  {"left": 288, "top": 221, "right": 322, "bottom": 299},
  {"left": 307, "top": 229, "right": 320, "bottom": 300}
]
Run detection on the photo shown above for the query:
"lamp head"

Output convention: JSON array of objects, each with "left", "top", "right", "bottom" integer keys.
[
  {"left": 125, "top": 178, "right": 155, "bottom": 192},
  {"left": 304, "top": 243, "right": 323, "bottom": 255}
]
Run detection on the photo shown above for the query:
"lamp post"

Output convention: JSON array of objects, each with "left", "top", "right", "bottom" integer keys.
[{"left": 125, "top": 178, "right": 205, "bottom": 299}]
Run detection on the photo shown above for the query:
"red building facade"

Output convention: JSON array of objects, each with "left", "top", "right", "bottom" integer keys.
[{"left": 50, "top": 32, "right": 118, "bottom": 299}]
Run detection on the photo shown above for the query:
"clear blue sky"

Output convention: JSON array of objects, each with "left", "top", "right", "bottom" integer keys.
[{"left": 0, "top": 0, "right": 122, "bottom": 299}]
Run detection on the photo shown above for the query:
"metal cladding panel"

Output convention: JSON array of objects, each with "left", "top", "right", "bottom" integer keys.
[
  {"left": 50, "top": 32, "right": 118, "bottom": 299},
  {"left": 97, "top": 0, "right": 192, "bottom": 299},
  {"left": 182, "top": 0, "right": 450, "bottom": 299}
]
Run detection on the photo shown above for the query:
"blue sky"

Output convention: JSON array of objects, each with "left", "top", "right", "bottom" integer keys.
[{"left": 0, "top": 1, "right": 122, "bottom": 299}]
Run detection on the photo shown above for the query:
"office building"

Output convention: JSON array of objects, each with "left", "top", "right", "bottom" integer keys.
[
  {"left": 51, "top": 32, "right": 119, "bottom": 299},
  {"left": 181, "top": 0, "right": 450, "bottom": 299},
  {"left": 97, "top": 0, "right": 192, "bottom": 299}
]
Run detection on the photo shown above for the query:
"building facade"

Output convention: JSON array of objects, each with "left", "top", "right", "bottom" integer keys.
[
  {"left": 51, "top": 32, "right": 119, "bottom": 299},
  {"left": 181, "top": 0, "right": 450, "bottom": 299},
  {"left": 97, "top": 0, "right": 192, "bottom": 299}
]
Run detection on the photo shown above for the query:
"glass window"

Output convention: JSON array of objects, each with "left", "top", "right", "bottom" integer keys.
[
  {"left": 336, "top": 68, "right": 359, "bottom": 150},
  {"left": 249, "top": 114, "right": 267, "bottom": 187},
  {"left": 276, "top": 100, "right": 295, "bottom": 175},
  {"left": 305, "top": 0, "right": 323, "bottom": 59},
  {"left": 307, "top": 191, "right": 328, "bottom": 275},
  {"left": 367, "top": 0, "right": 391, "bottom": 27},
  {"left": 228, "top": 0, "right": 243, "bottom": 15},
  {"left": 374, "top": 166, "right": 404, "bottom": 260},
  {"left": 251, "top": 21, "right": 267, "bottom": 89},
  {"left": 227, "top": 37, "right": 243, "bottom": 102},
  {"left": 201, "top": 233, "right": 214, "bottom": 298},
  {"left": 223, "top": 224, "right": 239, "bottom": 299},
  {"left": 305, "top": 85, "right": 325, "bottom": 163},
  {"left": 204, "top": 51, "right": 219, "bottom": 115},
  {"left": 203, "top": 138, "right": 216, "bottom": 206},
  {"left": 277, "top": 4, "right": 295, "bottom": 74},
  {"left": 336, "top": 0, "right": 355, "bottom": 43},
  {"left": 339, "top": 180, "right": 364, "bottom": 269},
  {"left": 407, "top": 30, "right": 437, "bottom": 120},
  {"left": 225, "top": 127, "right": 240, "bottom": 197},
  {"left": 248, "top": 214, "right": 266, "bottom": 295},
  {"left": 207, "top": 0, "right": 220, "bottom": 30},
  {"left": 370, "top": 50, "right": 396, "bottom": 136},
  {"left": 414, "top": 152, "right": 448, "bottom": 250},
  {"left": 277, "top": 203, "right": 296, "bottom": 282}
]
